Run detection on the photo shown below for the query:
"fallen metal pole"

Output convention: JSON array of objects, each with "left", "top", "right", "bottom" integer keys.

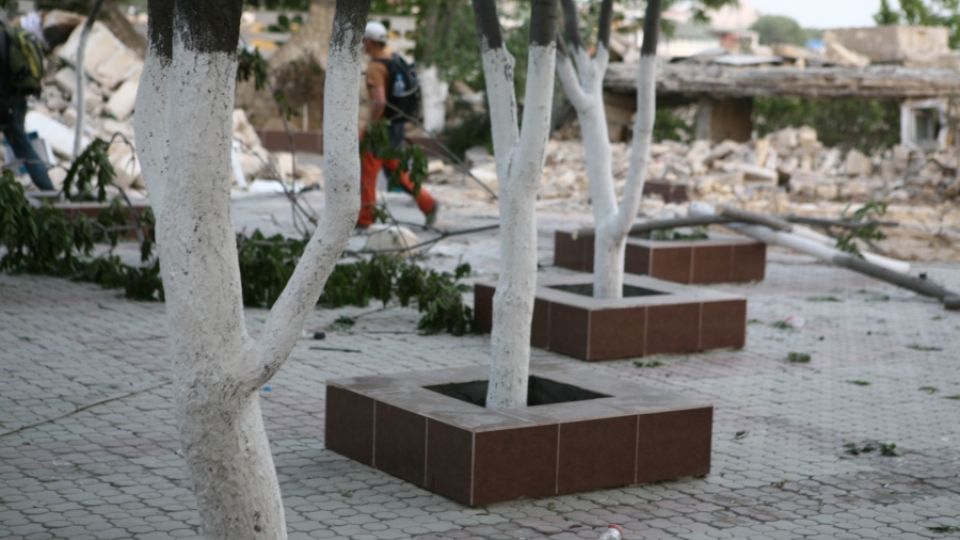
[{"left": 690, "top": 203, "right": 960, "bottom": 310}]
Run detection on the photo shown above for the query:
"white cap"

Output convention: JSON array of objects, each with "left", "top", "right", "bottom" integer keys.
[{"left": 364, "top": 21, "right": 388, "bottom": 43}]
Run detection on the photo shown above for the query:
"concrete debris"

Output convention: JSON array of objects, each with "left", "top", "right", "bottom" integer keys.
[
  {"left": 824, "top": 41, "right": 870, "bottom": 68},
  {"left": 59, "top": 22, "right": 142, "bottom": 90},
  {"left": 22, "top": 18, "right": 285, "bottom": 194},
  {"left": 516, "top": 126, "right": 960, "bottom": 211},
  {"left": 105, "top": 79, "right": 139, "bottom": 121},
  {"left": 363, "top": 225, "right": 421, "bottom": 255}
]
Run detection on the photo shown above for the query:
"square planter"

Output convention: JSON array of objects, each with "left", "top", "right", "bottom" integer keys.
[
  {"left": 554, "top": 230, "right": 766, "bottom": 284},
  {"left": 474, "top": 274, "right": 746, "bottom": 361},
  {"left": 51, "top": 201, "right": 153, "bottom": 239},
  {"left": 325, "top": 361, "right": 713, "bottom": 506}
]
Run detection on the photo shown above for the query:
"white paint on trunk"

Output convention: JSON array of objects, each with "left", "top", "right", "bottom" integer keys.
[
  {"left": 485, "top": 44, "right": 556, "bottom": 409},
  {"left": 156, "top": 44, "right": 279, "bottom": 540},
  {"left": 556, "top": 49, "right": 656, "bottom": 299},
  {"left": 479, "top": 42, "right": 519, "bottom": 181},
  {"left": 134, "top": 17, "right": 366, "bottom": 540},
  {"left": 419, "top": 65, "right": 449, "bottom": 133},
  {"left": 255, "top": 30, "right": 363, "bottom": 380},
  {"left": 133, "top": 52, "right": 170, "bottom": 216}
]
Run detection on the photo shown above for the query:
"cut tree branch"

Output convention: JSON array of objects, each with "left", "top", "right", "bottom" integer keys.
[{"left": 254, "top": 0, "right": 372, "bottom": 385}]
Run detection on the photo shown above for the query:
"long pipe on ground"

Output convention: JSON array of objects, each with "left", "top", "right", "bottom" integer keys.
[
  {"left": 574, "top": 209, "right": 909, "bottom": 272},
  {"left": 690, "top": 202, "right": 960, "bottom": 311},
  {"left": 716, "top": 206, "right": 911, "bottom": 274}
]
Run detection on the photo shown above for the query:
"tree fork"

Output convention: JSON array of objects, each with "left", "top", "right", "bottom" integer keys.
[{"left": 135, "top": 1, "right": 371, "bottom": 537}]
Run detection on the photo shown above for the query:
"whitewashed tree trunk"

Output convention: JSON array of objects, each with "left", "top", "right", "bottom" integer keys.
[
  {"left": 556, "top": 0, "right": 661, "bottom": 299},
  {"left": 472, "top": 0, "right": 559, "bottom": 409},
  {"left": 134, "top": 1, "right": 370, "bottom": 538}
]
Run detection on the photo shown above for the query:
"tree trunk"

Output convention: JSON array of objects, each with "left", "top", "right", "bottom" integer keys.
[
  {"left": 473, "top": 0, "right": 558, "bottom": 409},
  {"left": 178, "top": 385, "right": 287, "bottom": 539},
  {"left": 269, "top": 0, "right": 336, "bottom": 68},
  {"left": 556, "top": 0, "right": 660, "bottom": 300},
  {"left": 135, "top": 1, "right": 369, "bottom": 537}
]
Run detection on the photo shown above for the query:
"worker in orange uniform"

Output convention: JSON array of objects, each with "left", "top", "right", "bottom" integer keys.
[{"left": 357, "top": 21, "right": 438, "bottom": 229}]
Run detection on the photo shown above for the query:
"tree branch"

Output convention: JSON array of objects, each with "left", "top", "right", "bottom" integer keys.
[
  {"left": 556, "top": 54, "right": 591, "bottom": 110},
  {"left": 472, "top": 0, "right": 519, "bottom": 180},
  {"left": 640, "top": 0, "right": 662, "bottom": 57},
  {"left": 471, "top": 0, "right": 504, "bottom": 49},
  {"left": 254, "top": 0, "right": 372, "bottom": 386},
  {"left": 612, "top": 0, "right": 661, "bottom": 235},
  {"left": 560, "top": 0, "right": 582, "bottom": 51},
  {"left": 597, "top": 0, "right": 614, "bottom": 49},
  {"left": 513, "top": 0, "right": 560, "bottom": 184}
]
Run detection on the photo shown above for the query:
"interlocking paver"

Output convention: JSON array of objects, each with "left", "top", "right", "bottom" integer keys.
[{"left": 2, "top": 213, "right": 960, "bottom": 540}]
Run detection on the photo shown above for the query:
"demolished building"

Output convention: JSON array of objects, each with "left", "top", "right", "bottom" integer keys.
[{"left": 604, "top": 26, "right": 960, "bottom": 152}]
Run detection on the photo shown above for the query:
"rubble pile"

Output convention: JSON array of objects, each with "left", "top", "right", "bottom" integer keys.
[
  {"left": 5, "top": 16, "right": 295, "bottom": 193},
  {"left": 507, "top": 126, "right": 960, "bottom": 208}
]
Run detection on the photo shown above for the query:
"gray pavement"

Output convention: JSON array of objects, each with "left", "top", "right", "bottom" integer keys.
[{"left": 2, "top": 194, "right": 960, "bottom": 538}]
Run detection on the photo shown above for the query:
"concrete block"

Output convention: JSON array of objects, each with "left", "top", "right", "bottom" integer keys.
[
  {"left": 105, "top": 79, "right": 138, "bottom": 121},
  {"left": 59, "top": 22, "right": 143, "bottom": 90},
  {"left": 825, "top": 26, "right": 949, "bottom": 64}
]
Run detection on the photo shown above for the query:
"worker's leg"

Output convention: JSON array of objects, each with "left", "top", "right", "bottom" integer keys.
[
  {"left": 1, "top": 98, "right": 53, "bottom": 191},
  {"left": 384, "top": 121, "right": 436, "bottom": 215},
  {"left": 382, "top": 157, "right": 436, "bottom": 215},
  {"left": 358, "top": 148, "right": 383, "bottom": 228}
]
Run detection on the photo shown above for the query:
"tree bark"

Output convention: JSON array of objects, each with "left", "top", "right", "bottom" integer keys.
[
  {"left": 135, "top": 1, "right": 369, "bottom": 537},
  {"left": 473, "top": 0, "right": 558, "bottom": 409},
  {"left": 556, "top": 0, "right": 661, "bottom": 299}
]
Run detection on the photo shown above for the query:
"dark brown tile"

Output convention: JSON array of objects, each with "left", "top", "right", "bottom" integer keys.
[
  {"left": 643, "top": 181, "right": 690, "bottom": 204},
  {"left": 731, "top": 243, "right": 767, "bottom": 282},
  {"left": 549, "top": 303, "right": 590, "bottom": 358},
  {"left": 473, "top": 425, "right": 559, "bottom": 506},
  {"left": 557, "top": 415, "right": 638, "bottom": 494},
  {"left": 649, "top": 246, "right": 694, "bottom": 284},
  {"left": 374, "top": 401, "right": 427, "bottom": 486},
  {"left": 425, "top": 420, "right": 474, "bottom": 506},
  {"left": 700, "top": 300, "right": 747, "bottom": 350},
  {"left": 588, "top": 307, "right": 646, "bottom": 361},
  {"left": 624, "top": 243, "right": 652, "bottom": 276},
  {"left": 531, "top": 297, "right": 551, "bottom": 349},
  {"left": 646, "top": 303, "right": 701, "bottom": 355},
  {"left": 554, "top": 231, "right": 593, "bottom": 272},
  {"left": 636, "top": 408, "right": 713, "bottom": 483},
  {"left": 325, "top": 386, "right": 374, "bottom": 465},
  {"left": 691, "top": 245, "right": 734, "bottom": 284},
  {"left": 473, "top": 284, "right": 494, "bottom": 333}
]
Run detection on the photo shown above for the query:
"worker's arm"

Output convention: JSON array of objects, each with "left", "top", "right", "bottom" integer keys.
[{"left": 368, "top": 83, "right": 387, "bottom": 129}]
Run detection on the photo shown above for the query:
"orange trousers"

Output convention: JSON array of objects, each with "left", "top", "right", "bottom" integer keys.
[{"left": 358, "top": 149, "right": 436, "bottom": 228}]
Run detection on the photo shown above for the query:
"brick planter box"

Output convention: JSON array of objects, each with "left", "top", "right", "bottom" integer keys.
[
  {"left": 474, "top": 274, "right": 746, "bottom": 361},
  {"left": 51, "top": 200, "right": 151, "bottom": 220},
  {"left": 47, "top": 201, "right": 153, "bottom": 240},
  {"left": 326, "top": 361, "right": 713, "bottom": 507},
  {"left": 554, "top": 230, "right": 766, "bottom": 284}
]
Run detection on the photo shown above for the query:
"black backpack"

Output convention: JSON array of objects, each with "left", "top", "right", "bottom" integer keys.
[
  {"left": 376, "top": 53, "right": 420, "bottom": 121},
  {"left": 0, "top": 22, "right": 45, "bottom": 97}
]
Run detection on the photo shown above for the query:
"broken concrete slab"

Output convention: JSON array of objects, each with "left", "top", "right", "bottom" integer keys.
[
  {"left": 105, "top": 79, "right": 139, "bottom": 121},
  {"left": 25, "top": 111, "right": 88, "bottom": 158},
  {"left": 364, "top": 225, "right": 421, "bottom": 255},
  {"left": 825, "top": 26, "right": 950, "bottom": 64},
  {"left": 844, "top": 149, "right": 873, "bottom": 177},
  {"left": 59, "top": 22, "right": 143, "bottom": 90}
]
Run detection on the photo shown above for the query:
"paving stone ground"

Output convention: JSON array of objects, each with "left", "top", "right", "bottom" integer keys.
[{"left": 2, "top": 193, "right": 960, "bottom": 539}]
